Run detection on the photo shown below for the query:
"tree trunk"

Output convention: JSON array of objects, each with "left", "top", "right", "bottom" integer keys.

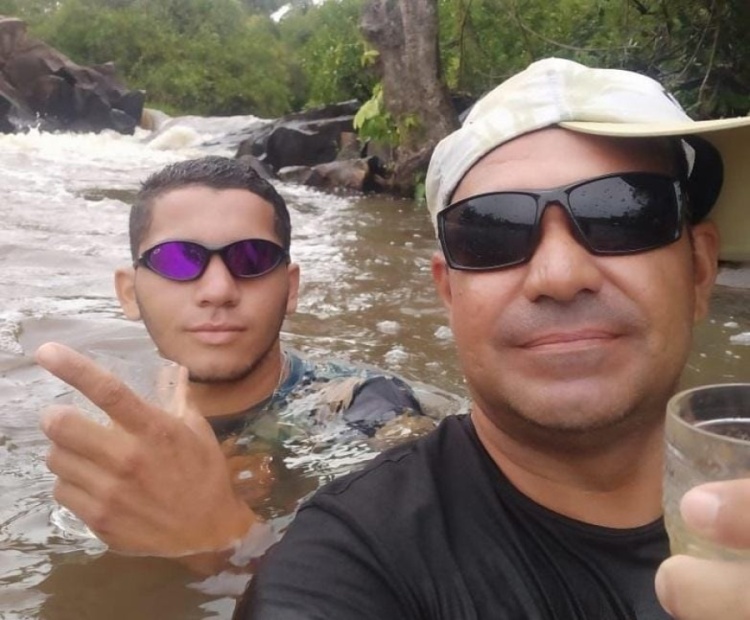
[{"left": 361, "top": 0, "right": 458, "bottom": 194}]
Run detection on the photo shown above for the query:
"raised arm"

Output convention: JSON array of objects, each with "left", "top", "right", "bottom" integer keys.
[{"left": 36, "top": 342, "right": 265, "bottom": 575}]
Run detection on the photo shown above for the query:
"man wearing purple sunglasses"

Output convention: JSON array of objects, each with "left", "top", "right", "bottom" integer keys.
[
  {"left": 240, "top": 59, "right": 750, "bottom": 619},
  {"left": 35, "top": 156, "right": 437, "bottom": 576}
]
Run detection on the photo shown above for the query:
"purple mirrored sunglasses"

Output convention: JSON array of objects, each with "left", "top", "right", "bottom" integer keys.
[{"left": 136, "top": 238, "right": 288, "bottom": 282}]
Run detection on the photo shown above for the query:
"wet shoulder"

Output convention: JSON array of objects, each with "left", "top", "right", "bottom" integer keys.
[
  {"left": 276, "top": 350, "right": 394, "bottom": 405},
  {"left": 269, "top": 350, "right": 464, "bottom": 451}
]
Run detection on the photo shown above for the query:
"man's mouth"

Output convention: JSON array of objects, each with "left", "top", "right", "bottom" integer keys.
[
  {"left": 187, "top": 323, "right": 245, "bottom": 344},
  {"left": 522, "top": 329, "right": 617, "bottom": 349}
]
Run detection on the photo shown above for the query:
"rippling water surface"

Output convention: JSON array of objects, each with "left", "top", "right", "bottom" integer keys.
[{"left": 1, "top": 117, "right": 749, "bottom": 619}]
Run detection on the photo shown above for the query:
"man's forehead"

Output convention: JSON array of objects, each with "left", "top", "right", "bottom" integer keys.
[
  {"left": 142, "top": 186, "right": 277, "bottom": 244},
  {"left": 151, "top": 183, "right": 264, "bottom": 203},
  {"left": 452, "top": 128, "right": 677, "bottom": 200},
  {"left": 149, "top": 185, "right": 275, "bottom": 217}
]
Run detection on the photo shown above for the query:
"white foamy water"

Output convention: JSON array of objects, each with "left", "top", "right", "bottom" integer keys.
[{"left": 730, "top": 332, "right": 750, "bottom": 346}]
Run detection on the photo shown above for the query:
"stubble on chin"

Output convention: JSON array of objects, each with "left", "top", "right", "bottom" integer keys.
[
  {"left": 477, "top": 381, "right": 670, "bottom": 456},
  {"left": 188, "top": 361, "right": 259, "bottom": 385},
  {"left": 186, "top": 331, "right": 283, "bottom": 386},
  {"left": 187, "top": 342, "right": 278, "bottom": 384}
]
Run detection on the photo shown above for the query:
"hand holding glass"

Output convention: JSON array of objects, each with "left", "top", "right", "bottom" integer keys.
[{"left": 663, "top": 383, "right": 750, "bottom": 559}]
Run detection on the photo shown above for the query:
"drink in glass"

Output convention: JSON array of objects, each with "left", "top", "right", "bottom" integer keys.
[{"left": 663, "top": 382, "right": 750, "bottom": 559}]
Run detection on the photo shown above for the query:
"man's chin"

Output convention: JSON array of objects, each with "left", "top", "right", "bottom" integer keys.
[
  {"left": 494, "top": 379, "right": 644, "bottom": 431},
  {"left": 523, "top": 408, "right": 632, "bottom": 434},
  {"left": 188, "top": 364, "right": 256, "bottom": 385}
]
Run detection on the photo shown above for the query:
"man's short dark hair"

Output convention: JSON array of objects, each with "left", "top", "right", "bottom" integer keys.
[{"left": 129, "top": 156, "right": 291, "bottom": 261}]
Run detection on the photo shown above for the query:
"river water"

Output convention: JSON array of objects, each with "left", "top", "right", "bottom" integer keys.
[{"left": 1, "top": 116, "right": 749, "bottom": 619}]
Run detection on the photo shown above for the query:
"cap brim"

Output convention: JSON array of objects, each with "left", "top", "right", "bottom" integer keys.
[
  {"left": 561, "top": 118, "right": 750, "bottom": 262},
  {"left": 560, "top": 116, "right": 750, "bottom": 136}
]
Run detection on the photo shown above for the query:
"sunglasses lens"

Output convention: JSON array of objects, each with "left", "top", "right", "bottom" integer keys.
[
  {"left": 223, "top": 239, "right": 286, "bottom": 278},
  {"left": 440, "top": 193, "right": 538, "bottom": 269},
  {"left": 139, "top": 239, "right": 286, "bottom": 281},
  {"left": 569, "top": 174, "right": 681, "bottom": 253},
  {"left": 145, "top": 241, "right": 208, "bottom": 281},
  {"left": 439, "top": 173, "right": 682, "bottom": 271}
]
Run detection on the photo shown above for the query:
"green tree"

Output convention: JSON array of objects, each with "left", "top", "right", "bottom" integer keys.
[
  {"left": 436, "top": 0, "right": 749, "bottom": 119},
  {"left": 5, "top": 0, "right": 747, "bottom": 122},
  {"left": 279, "top": 0, "right": 376, "bottom": 108},
  {"left": 0, "top": 0, "right": 59, "bottom": 24},
  {"left": 28, "top": 0, "right": 294, "bottom": 116}
]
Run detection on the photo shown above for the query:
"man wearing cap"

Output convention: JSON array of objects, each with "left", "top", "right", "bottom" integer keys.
[{"left": 239, "top": 58, "right": 750, "bottom": 619}]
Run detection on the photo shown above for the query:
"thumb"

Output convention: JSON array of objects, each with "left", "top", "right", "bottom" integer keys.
[
  {"left": 680, "top": 479, "right": 750, "bottom": 549},
  {"left": 165, "top": 365, "right": 192, "bottom": 418},
  {"left": 166, "top": 365, "right": 216, "bottom": 439},
  {"left": 656, "top": 555, "right": 750, "bottom": 620}
]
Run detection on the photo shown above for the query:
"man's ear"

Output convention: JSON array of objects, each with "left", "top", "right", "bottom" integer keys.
[
  {"left": 431, "top": 252, "right": 453, "bottom": 311},
  {"left": 285, "top": 262, "right": 300, "bottom": 315},
  {"left": 690, "top": 220, "right": 720, "bottom": 323},
  {"left": 114, "top": 267, "right": 141, "bottom": 320}
]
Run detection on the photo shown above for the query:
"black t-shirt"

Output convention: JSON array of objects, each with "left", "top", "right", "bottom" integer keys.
[{"left": 239, "top": 414, "right": 671, "bottom": 620}]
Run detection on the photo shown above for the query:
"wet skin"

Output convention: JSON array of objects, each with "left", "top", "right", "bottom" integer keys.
[
  {"left": 116, "top": 186, "right": 300, "bottom": 416},
  {"left": 432, "top": 129, "right": 716, "bottom": 443},
  {"left": 431, "top": 129, "right": 719, "bottom": 526}
]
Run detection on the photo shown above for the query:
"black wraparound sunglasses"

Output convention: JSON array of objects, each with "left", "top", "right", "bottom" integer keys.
[
  {"left": 437, "top": 172, "right": 687, "bottom": 271},
  {"left": 136, "top": 238, "right": 288, "bottom": 282}
]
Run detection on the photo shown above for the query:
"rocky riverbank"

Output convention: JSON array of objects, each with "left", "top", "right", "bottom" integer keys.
[{"left": 0, "top": 16, "right": 144, "bottom": 134}]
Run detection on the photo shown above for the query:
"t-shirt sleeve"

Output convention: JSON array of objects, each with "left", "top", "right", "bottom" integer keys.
[
  {"left": 236, "top": 502, "right": 409, "bottom": 620},
  {"left": 343, "top": 375, "right": 424, "bottom": 436}
]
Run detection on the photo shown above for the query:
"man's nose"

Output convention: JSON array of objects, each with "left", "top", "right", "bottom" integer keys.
[
  {"left": 521, "top": 205, "right": 605, "bottom": 302},
  {"left": 194, "top": 255, "right": 241, "bottom": 306}
]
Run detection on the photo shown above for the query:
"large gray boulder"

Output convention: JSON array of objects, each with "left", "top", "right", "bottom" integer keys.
[
  {"left": 235, "top": 100, "right": 361, "bottom": 171},
  {"left": 234, "top": 101, "right": 395, "bottom": 194},
  {"left": 0, "top": 16, "right": 144, "bottom": 134},
  {"left": 277, "top": 157, "right": 385, "bottom": 193}
]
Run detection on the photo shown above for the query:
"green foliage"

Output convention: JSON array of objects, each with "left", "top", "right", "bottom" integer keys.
[
  {"left": 7, "top": 0, "right": 377, "bottom": 116},
  {"left": 25, "top": 0, "right": 293, "bottom": 116},
  {"left": 278, "top": 0, "right": 376, "bottom": 108},
  {"left": 413, "top": 174, "right": 426, "bottom": 205},
  {"left": 361, "top": 48, "right": 379, "bottom": 67},
  {"left": 5, "top": 0, "right": 747, "bottom": 121},
  {"left": 354, "top": 83, "right": 397, "bottom": 144},
  {"left": 437, "top": 0, "right": 750, "bottom": 119},
  {"left": 0, "top": 0, "right": 59, "bottom": 24}
]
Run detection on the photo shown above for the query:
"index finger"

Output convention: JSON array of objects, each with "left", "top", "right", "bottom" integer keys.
[{"left": 35, "top": 342, "right": 160, "bottom": 431}]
